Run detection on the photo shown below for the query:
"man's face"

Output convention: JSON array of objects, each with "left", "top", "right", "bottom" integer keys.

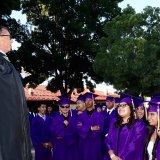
[
  {"left": 47, "top": 106, "right": 53, "bottom": 113},
  {"left": 106, "top": 100, "right": 114, "bottom": 109},
  {"left": 38, "top": 104, "right": 46, "bottom": 115},
  {"left": 85, "top": 98, "right": 94, "bottom": 109},
  {"left": 0, "top": 28, "right": 12, "bottom": 53}
]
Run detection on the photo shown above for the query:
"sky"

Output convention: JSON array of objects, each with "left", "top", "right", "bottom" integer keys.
[
  {"left": 11, "top": 0, "right": 160, "bottom": 25},
  {"left": 10, "top": 0, "right": 160, "bottom": 93},
  {"left": 119, "top": 0, "right": 160, "bottom": 13}
]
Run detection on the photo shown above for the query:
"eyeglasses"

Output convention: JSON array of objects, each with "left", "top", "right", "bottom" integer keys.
[
  {"left": 118, "top": 104, "right": 128, "bottom": 108},
  {"left": 0, "top": 35, "right": 12, "bottom": 38},
  {"left": 60, "top": 105, "right": 70, "bottom": 109}
]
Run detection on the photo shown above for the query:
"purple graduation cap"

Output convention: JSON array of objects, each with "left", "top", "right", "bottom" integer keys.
[
  {"left": 83, "top": 92, "right": 98, "bottom": 101},
  {"left": 148, "top": 104, "right": 159, "bottom": 112},
  {"left": 58, "top": 95, "right": 72, "bottom": 106},
  {"left": 147, "top": 96, "right": 160, "bottom": 112},
  {"left": 106, "top": 96, "right": 115, "bottom": 102},
  {"left": 120, "top": 93, "right": 143, "bottom": 107},
  {"left": 120, "top": 93, "right": 134, "bottom": 105},
  {"left": 133, "top": 97, "right": 144, "bottom": 108},
  {"left": 77, "top": 94, "right": 85, "bottom": 102},
  {"left": 120, "top": 97, "right": 132, "bottom": 106},
  {"left": 115, "top": 97, "right": 121, "bottom": 104},
  {"left": 149, "top": 97, "right": 160, "bottom": 105}
]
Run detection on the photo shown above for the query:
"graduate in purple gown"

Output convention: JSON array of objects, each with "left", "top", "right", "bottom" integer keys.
[
  {"left": 134, "top": 98, "right": 148, "bottom": 124},
  {"left": 77, "top": 92, "right": 104, "bottom": 160},
  {"left": 102, "top": 96, "right": 118, "bottom": 136},
  {"left": 76, "top": 94, "right": 86, "bottom": 115},
  {"left": 95, "top": 103, "right": 103, "bottom": 113},
  {"left": 50, "top": 96, "right": 78, "bottom": 160},
  {"left": 46, "top": 104, "right": 56, "bottom": 118},
  {"left": 31, "top": 103, "right": 52, "bottom": 160},
  {"left": 102, "top": 96, "right": 118, "bottom": 159},
  {"left": 143, "top": 97, "right": 160, "bottom": 160},
  {"left": 105, "top": 96, "right": 146, "bottom": 160}
]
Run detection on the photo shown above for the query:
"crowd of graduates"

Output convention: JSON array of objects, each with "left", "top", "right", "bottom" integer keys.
[{"left": 28, "top": 92, "right": 160, "bottom": 160}]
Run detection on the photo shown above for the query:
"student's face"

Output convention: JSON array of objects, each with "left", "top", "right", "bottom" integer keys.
[
  {"left": 76, "top": 100, "right": 85, "bottom": 111},
  {"left": 147, "top": 112, "right": 158, "bottom": 127},
  {"left": 38, "top": 105, "right": 46, "bottom": 115},
  {"left": 117, "top": 102, "right": 131, "bottom": 118},
  {"left": 85, "top": 98, "right": 94, "bottom": 109},
  {"left": 60, "top": 104, "right": 70, "bottom": 114},
  {"left": 47, "top": 106, "right": 53, "bottom": 113},
  {"left": 106, "top": 100, "right": 114, "bottom": 109},
  {"left": 136, "top": 106, "right": 145, "bottom": 119},
  {"left": 96, "top": 107, "right": 102, "bottom": 112},
  {"left": 0, "top": 28, "right": 12, "bottom": 53}
]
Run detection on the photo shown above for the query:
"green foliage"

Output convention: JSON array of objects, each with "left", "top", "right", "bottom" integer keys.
[
  {"left": 14, "top": 0, "right": 122, "bottom": 95},
  {"left": 94, "top": 6, "right": 160, "bottom": 96}
]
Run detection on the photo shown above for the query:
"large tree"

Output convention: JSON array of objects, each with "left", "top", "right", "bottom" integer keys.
[
  {"left": 13, "top": 0, "right": 123, "bottom": 95},
  {"left": 94, "top": 6, "right": 160, "bottom": 96}
]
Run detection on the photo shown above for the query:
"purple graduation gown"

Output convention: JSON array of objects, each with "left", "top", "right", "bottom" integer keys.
[
  {"left": 31, "top": 115, "right": 52, "bottom": 160},
  {"left": 102, "top": 109, "right": 118, "bottom": 135},
  {"left": 101, "top": 109, "right": 118, "bottom": 159},
  {"left": 155, "top": 140, "right": 160, "bottom": 159},
  {"left": 77, "top": 110, "right": 104, "bottom": 160},
  {"left": 50, "top": 114, "right": 78, "bottom": 160},
  {"left": 105, "top": 119, "right": 146, "bottom": 160}
]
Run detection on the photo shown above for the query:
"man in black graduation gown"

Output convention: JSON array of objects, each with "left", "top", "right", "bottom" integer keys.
[{"left": 0, "top": 26, "right": 31, "bottom": 159}]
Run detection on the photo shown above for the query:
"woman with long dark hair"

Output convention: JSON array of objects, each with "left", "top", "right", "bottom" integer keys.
[
  {"left": 105, "top": 97, "right": 146, "bottom": 160},
  {"left": 135, "top": 99, "right": 148, "bottom": 124},
  {"left": 143, "top": 104, "right": 160, "bottom": 160}
]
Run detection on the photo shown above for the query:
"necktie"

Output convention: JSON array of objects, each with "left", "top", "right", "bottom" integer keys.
[
  {"left": 107, "top": 111, "right": 110, "bottom": 115},
  {"left": 3, "top": 55, "right": 10, "bottom": 62}
]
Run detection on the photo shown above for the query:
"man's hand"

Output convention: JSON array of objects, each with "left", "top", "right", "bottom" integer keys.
[
  {"left": 77, "top": 122, "right": 83, "bottom": 126},
  {"left": 64, "top": 120, "right": 69, "bottom": 126},
  {"left": 91, "top": 125, "right": 100, "bottom": 131},
  {"left": 112, "top": 156, "right": 122, "bottom": 160},
  {"left": 20, "top": 66, "right": 32, "bottom": 78},
  {"left": 77, "top": 111, "right": 83, "bottom": 115},
  {"left": 42, "top": 142, "right": 52, "bottom": 149}
]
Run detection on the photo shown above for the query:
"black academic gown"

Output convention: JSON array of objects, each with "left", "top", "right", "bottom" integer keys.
[{"left": 0, "top": 52, "right": 31, "bottom": 160}]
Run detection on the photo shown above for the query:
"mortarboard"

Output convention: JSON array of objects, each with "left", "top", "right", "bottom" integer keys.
[
  {"left": 106, "top": 96, "right": 115, "bottom": 102},
  {"left": 83, "top": 92, "right": 98, "bottom": 101},
  {"left": 115, "top": 97, "right": 121, "bottom": 104},
  {"left": 149, "top": 97, "right": 160, "bottom": 105},
  {"left": 120, "top": 97, "right": 132, "bottom": 106},
  {"left": 120, "top": 93, "right": 134, "bottom": 105},
  {"left": 148, "top": 104, "right": 159, "bottom": 112},
  {"left": 133, "top": 97, "right": 144, "bottom": 108},
  {"left": 58, "top": 95, "right": 72, "bottom": 106},
  {"left": 77, "top": 94, "right": 85, "bottom": 102},
  {"left": 120, "top": 93, "right": 143, "bottom": 107}
]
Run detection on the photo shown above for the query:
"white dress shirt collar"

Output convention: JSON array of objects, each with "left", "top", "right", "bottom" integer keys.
[
  {"left": 38, "top": 113, "right": 46, "bottom": 120},
  {"left": 106, "top": 108, "right": 114, "bottom": 114}
]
